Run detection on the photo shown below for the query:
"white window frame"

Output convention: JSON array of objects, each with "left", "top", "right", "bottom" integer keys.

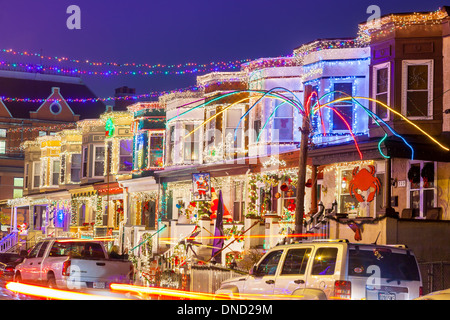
[
  {"left": 0, "top": 140, "right": 6, "bottom": 154},
  {"left": 183, "top": 124, "right": 199, "bottom": 163},
  {"left": 271, "top": 99, "right": 294, "bottom": 142},
  {"left": 118, "top": 139, "right": 133, "bottom": 173},
  {"left": 372, "top": 62, "right": 391, "bottom": 122},
  {"left": 92, "top": 145, "right": 105, "bottom": 178},
  {"left": 401, "top": 59, "right": 434, "bottom": 120},
  {"left": 51, "top": 159, "right": 60, "bottom": 187},
  {"left": 225, "top": 106, "right": 245, "bottom": 149},
  {"left": 406, "top": 160, "right": 437, "bottom": 218},
  {"left": 70, "top": 153, "right": 82, "bottom": 183},
  {"left": 331, "top": 82, "right": 354, "bottom": 132},
  {"left": 32, "top": 161, "right": 41, "bottom": 189}
]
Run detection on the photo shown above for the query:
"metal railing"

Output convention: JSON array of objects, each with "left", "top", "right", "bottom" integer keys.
[{"left": 419, "top": 261, "right": 450, "bottom": 295}]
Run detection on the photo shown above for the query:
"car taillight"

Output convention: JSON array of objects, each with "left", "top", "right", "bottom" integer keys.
[
  {"left": 334, "top": 280, "right": 351, "bottom": 300},
  {"left": 5, "top": 266, "right": 14, "bottom": 272},
  {"left": 62, "top": 260, "right": 71, "bottom": 276},
  {"left": 419, "top": 286, "right": 423, "bottom": 297}
]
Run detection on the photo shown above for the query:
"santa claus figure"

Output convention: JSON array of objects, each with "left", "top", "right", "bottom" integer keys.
[{"left": 196, "top": 174, "right": 209, "bottom": 200}]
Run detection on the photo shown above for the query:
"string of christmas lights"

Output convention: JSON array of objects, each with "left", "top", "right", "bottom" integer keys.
[{"left": 0, "top": 49, "right": 252, "bottom": 76}]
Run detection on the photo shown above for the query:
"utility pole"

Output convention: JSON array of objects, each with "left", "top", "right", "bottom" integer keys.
[{"left": 294, "top": 85, "right": 312, "bottom": 240}]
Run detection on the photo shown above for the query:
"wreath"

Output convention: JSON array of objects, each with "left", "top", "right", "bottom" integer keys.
[
  {"left": 407, "top": 166, "right": 420, "bottom": 184},
  {"left": 421, "top": 163, "right": 434, "bottom": 187}
]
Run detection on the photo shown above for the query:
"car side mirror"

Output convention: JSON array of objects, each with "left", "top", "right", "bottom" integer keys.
[
  {"left": 19, "top": 250, "right": 28, "bottom": 258},
  {"left": 249, "top": 264, "right": 259, "bottom": 276}
]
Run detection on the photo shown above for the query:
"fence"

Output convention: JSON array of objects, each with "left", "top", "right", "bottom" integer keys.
[
  {"left": 419, "top": 261, "right": 450, "bottom": 295},
  {"left": 189, "top": 265, "right": 247, "bottom": 293}
]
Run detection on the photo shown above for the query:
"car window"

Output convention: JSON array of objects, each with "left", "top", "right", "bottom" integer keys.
[
  {"left": 281, "top": 248, "right": 312, "bottom": 275},
  {"left": 256, "top": 250, "right": 283, "bottom": 276},
  {"left": 28, "top": 242, "right": 43, "bottom": 258},
  {"left": 311, "top": 247, "right": 338, "bottom": 276},
  {"left": 348, "top": 248, "right": 420, "bottom": 281},
  {"left": 37, "top": 241, "right": 50, "bottom": 258},
  {"left": 49, "top": 241, "right": 105, "bottom": 259}
]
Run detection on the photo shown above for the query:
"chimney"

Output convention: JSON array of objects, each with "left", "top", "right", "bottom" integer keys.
[{"left": 114, "top": 86, "right": 136, "bottom": 110}]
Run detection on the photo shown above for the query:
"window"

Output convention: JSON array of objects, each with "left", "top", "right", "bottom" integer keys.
[
  {"left": 167, "top": 126, "right": 175, "bottom": 165},
  {"left": 0, "top": 129, "right": 6, "bottom": 137},
  {"left": 348, "top": 248, "right": 420, "bottom": 281},
  {"left": 253, "top": 119, "right": 261, "bottom": 143},
  {"left": 225, "top": 108, "right": 243, "bottom": 148},
  {"left": 333, "top": 83, "right": 353, "bottom": 131},
  {"left": 37, "top": 241, "right": 50, "bottom": 258},
  {"left": 0, "top": 141, "right": 5, "bottom": 154},
  {"left": 71, "top": 154, "right": 81, "bottom": 182},
  {"left": 272, "top": 100, "right": 293, "bottom": 142},
  {"left": 33, "top": 161, "right": 40, "bottom": 188},
  {"left": 52, "top": 160, "right": 60, "bottom": 186},
  {"left": 402, "top": 60, "right": 433, "bottom": 119},
  {"left": 339, "top": 169, "right": 360, "bottom": 214},
  {"left": 93, "top": 145, "right": 105, "bottom": 177},
  {"left": 119, "top": 139, "right": 133, "bottom": 172},
  {"left": 49, "top": 241, "right": 105, "bottom": 259},
  {"left": 281, "top": 248, "right": 312, "bottom": 275},
  {"left": 27, "top": 242, "right": 43, "bottom": 258},
  {"left": 408, "top": 161, "right": 436, "bottom": 218},
  {"left": 311, "top": 247, "right": 338, "bottom": 275},
  {"left": 149, "top": 133, "right": 164, "bottom": 168},
  {"left": 13, "top": 177, "right": 23, "bottom": 198},
  {"left": 184, "top": 124, "right": 199, "bottom": 163},
  {"left": 372, "top": 63, "right": 390, "bottom": 120},
  {"left": 24, "top": 164, "right": 29, "bottom": 189},
  {"left": 256, "top": 250, "right": 283, "bottom": 276},
  {"left": 206, "top": 110, "right": 217, "bottom": 148},
  {"left": 233, "top": 181, "right": 245, "bottom": 222},
  {"left": 82, "top": 146, "right": 88, "bottom": 178}
]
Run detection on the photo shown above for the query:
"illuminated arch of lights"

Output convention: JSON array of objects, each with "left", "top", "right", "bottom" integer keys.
[{"left": 174, "top": 88, "right": 449, "bottom": 161}]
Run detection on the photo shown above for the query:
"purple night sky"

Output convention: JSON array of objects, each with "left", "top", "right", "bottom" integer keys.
[{"left": 0, "top": 0, "right": 446, "bottom": 100}]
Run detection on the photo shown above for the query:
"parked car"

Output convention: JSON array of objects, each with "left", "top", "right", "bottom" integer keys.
[
  {"left": 415, "top": 288, "right": 450, "bottom": 300},
  {"left": 216, "top": 239, "right": 423, "bottom": 300},
  {"left": 14, "top": 238, "right": 134, "bottom": 290},
  {"left": 0, "top": 258, "right": 24, "bottom": 283}
]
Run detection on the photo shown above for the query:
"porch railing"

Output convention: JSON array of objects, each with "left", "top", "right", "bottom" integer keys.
[{"left": 0, "top": 232, "right": 19, "bottom": 253}]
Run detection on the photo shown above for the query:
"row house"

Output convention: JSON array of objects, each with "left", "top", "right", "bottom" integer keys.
[{"left": 0, "top": 70, "right": 105, "bottom": 238}]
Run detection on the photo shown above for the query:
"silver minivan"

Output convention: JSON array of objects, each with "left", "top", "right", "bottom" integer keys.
[{"left": 216, "top": 239, "right": 423, "bottom": 300}]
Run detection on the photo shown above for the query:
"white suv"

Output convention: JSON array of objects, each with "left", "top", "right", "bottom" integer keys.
[{"left": 216, "top": 239, "right": 423, "bottom": 300}]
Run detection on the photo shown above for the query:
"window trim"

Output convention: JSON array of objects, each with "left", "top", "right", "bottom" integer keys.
[
  {"left": 401, "top": 59, "right": 434, "bottom": 120},
  {"left": 331, "top": 82, "right": 354, "bottom": 132},
  {"left": 92, "top": 144, "right": 105, "bottom": 178},
  {"left": 32, "top": 161, "right": 41, "bottom": 189},
  {"left": 372, "top": 62, "right": 391, "bottom": 122},
  {"left": 406, "top": 160, "right": 437, "bottom": 218}
]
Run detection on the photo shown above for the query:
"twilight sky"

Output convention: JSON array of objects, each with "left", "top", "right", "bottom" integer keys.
[{"left": 0, "top": 0, "right": 447, "bottom": 101}]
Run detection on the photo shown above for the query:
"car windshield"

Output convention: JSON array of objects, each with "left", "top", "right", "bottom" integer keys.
[
  {"left": 49, "top": 241, "right": 105, "bottom": 259},
  {"left": 348, "top": 248, "right": 420, "bottom": 281}
]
